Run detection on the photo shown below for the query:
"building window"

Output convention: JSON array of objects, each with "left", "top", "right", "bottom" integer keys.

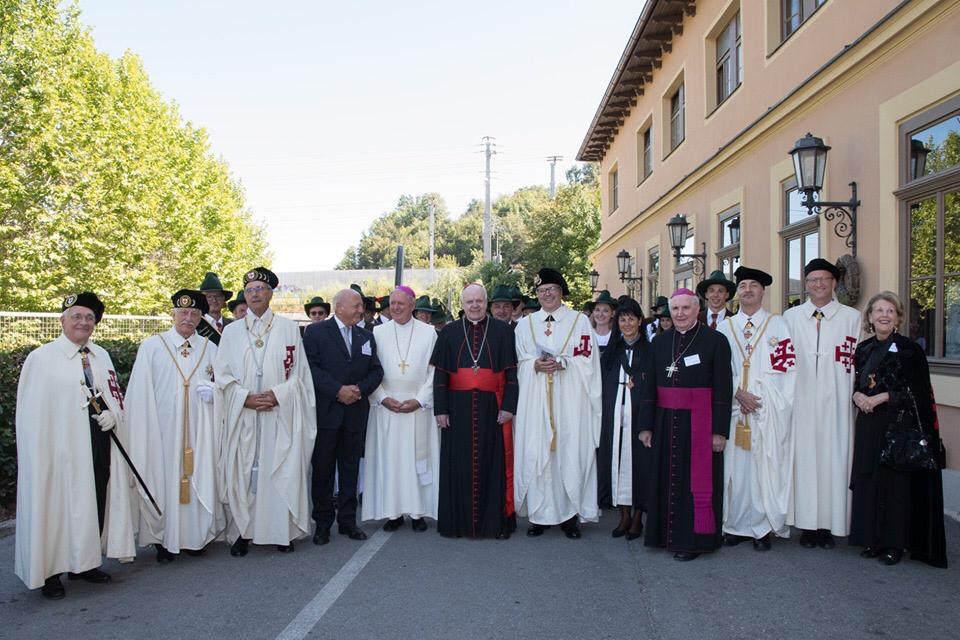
[
  {"left": 781, "top": 178, "right": 818, "bottom": 309},
  {"left": 716, "top": 12, "right": 742, "bottom": 105},
  {"left": 898, "top": 98, "right": 960, "bottom": 365},
  {"left": 717, "top": 207, "right": 741, "bottom": 282},
  {"left": 670, "top": 84, "right": 685, "bottom": 152},
  {"left": 636, "top": 123, "right": 653, "bottom": 184},
  {"left": 781, "top": 0, "right": 826, "bottom": 42},
  {"left": 648, "top": 246, "right": 660, "bottom": 310},
  {"left": 643, "top": 127, "right": 653, "bottom": 180},
  {"left": 609, "top": 167, "right": 619, "bottom": 214}
]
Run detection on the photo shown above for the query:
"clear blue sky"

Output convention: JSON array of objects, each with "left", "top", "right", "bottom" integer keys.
[{"left": 78, "top": 0, "right": 643, "bottom": 271}]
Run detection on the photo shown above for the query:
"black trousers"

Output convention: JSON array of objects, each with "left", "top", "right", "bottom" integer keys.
[
  {"left": 311, "top": 427, "right": 363, "bottom": 531},
  {"left": 87, "top": 414, "right": 111, "bottom": 534}
]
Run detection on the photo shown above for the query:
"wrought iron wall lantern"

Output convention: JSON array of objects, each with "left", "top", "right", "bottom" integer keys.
[
  {"left": 666, "top": 214, "right": 707, "bottom": 277},
  {"left": 616, "top": 250, "right": 644, "bottom": 298}
]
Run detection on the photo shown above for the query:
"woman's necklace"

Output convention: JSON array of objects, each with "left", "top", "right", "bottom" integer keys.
[
  {"left": 246, "top": 313, "right": 275, "bottom": 348},
  {"left": 463, "top": 317, "right": 490, "bottom": 373},
  {"left": 666, "top": 324, "right": 701, "bottom": 378},
  {"left": 394, "top": 320, "right": 415, "bottom": 374}
]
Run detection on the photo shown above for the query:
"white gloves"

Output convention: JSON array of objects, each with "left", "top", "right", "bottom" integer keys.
[
  {"left": 196, "top": 381, "right": 215, "bottom": 404},
  {"left": 95, "top": 410, "right": 117, "bottom": 432}
]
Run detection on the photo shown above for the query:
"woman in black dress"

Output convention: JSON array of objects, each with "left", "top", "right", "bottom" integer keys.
[
  {"left": 849, "top": 291, "right": 947, "bottom": 567},
  {"left": 600, "top": 298, "right": 652, "bottom": 539}
]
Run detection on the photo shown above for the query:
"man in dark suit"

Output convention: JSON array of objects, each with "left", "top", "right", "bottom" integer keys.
[{"left": 303, "top": 288, "right": 384, "bottom": 544}]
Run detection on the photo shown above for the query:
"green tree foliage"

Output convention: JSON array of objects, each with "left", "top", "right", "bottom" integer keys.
[{"left": 0, "top": 1, "right": 269, "bottom": 314}]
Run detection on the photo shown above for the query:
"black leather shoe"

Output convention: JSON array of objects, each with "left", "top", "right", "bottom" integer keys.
[
  {"left": 673, "top": 551, "right": 700, "bottom": 561},
  {"left": 564, "top": 526, "right": 582, "bottom": 540},
  {"left": 230, "top": 538, "right": 249, "bottom": 557},
  {"left": 338, "top": 526, "right": 368, "bottom": 541},
  {"left": 68, "top": 568, "right": 111, "bottom": 583},
  {"left": 880, "top": 548, "right": 903, "bottom": 565},
  {"left": 495, "top": 529, "right": 511, "bottom": 540},
  {"left": 383, "top": 518, "right": 404, "bottom": 532},
  {"left": 723, "top": 534, "right": 747, "bottom": 547},
  {"left": 411, "top": 518, "right": 428, "bottom": 532},
  {"left": 752, "top": 535, "right": 772, "bottom": 551},
  {"left": 625, "top": 525, "right": 644, "bottom": 541},
  {"left": 526, "top": 524, "right": 548, "bottom": 537},
  {"left": 312, "top": 529, "right": 330, "bottom": 545},
  {"left": 799, "top": 530, "right": 817, "bottom": 549},
  {"left": 155, "top": 544, "right": 175, "bottom": 563},
  {"left": 41, "top": 575, "right": 65, "bottom": 600},
  {"left": 860, "top": 545, "right": 882, "bottom": 558},
  {"left": 277, "top": 542, "right": 295, "bottom": 553},
  {"left": 183, "top": 548, "right": 205, "bottom": 557},
  {"left": 611, "top": 525, "right": 629, "bottom": 538},
  {"left": 817, "top": 530, "right": 836, "bottom": 549}
]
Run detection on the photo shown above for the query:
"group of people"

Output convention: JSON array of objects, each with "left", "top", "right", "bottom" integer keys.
[{"left": 13, "top": 259, "right": 948, "bottom": 601}]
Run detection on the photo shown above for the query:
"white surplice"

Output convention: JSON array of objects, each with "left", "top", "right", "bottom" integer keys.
[
  {"left": 611, "top": 349, "right": 634, "bottom": 507},
  {"left": 718, "top": 308, "right": 797, "bottom": 539},
  {"left": 125, "top": 328, "right": 224, "bottom": 551},
  {"left": 15, "top": 335, "right": 136, "bottom": 589},
  {"left": 215, "top": 309, "right": 317, "bottom": 545},
  {"left": 783, "top": 298, "right": 861, "bottom": 535},
  {"left": 362, "top": 318, "right": 439, "bottom": 521},
  {"left": 514, "top": 304, "right": 602, "bottom": 525}
]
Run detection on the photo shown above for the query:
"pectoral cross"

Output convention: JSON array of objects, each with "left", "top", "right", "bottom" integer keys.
[
  {"left": 472, "top": 363, "right": 480, "bottom": 374},
  {"left": 398, "top": 360, "right": 409, "bottom": 374},
  {"left": 665, "top": 363, "right": 678, "bottom": 378}
]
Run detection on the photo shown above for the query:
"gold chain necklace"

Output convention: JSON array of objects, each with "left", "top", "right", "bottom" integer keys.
[
  {"left": 394, "top": 320, "right": 415, "bottom": 374},
  {"left": 246, "top": 313, "right": 275, "bottom": 348}
]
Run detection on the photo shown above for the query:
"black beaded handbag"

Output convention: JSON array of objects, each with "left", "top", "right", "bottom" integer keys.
[{"left": 879, "top": 387, "right": 942, "bottom": 472}]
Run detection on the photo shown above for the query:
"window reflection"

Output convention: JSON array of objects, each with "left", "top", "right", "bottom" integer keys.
[{"left": 909, "top": 115, "right": 960, "bottom": 181}]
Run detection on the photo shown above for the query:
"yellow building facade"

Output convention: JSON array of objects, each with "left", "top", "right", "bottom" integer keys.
[{"left": 578, "top": 0, "right": 960, "bottom": 470}]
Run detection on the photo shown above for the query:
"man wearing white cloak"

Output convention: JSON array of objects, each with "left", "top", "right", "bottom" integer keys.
[
  {"left": 215, "top": 267, "right": 317, "bottom": 556},
  {"left": 15, "top": 292, "right": 135, "bottom": 599},
  {"left": 514, "top": 268, "right": 602, "bottom": 539},
  {"left": 362, "top": 286, "right": 439, "bottom": 530},
  {"left": 784, "top": 258, "right": 860, "bottom": 549},
  {"left": 718, "top": 267, "right": 797, "bottom": 551},
  {"left": 125, "top": 289, "right": 223, "bottom": 562}
]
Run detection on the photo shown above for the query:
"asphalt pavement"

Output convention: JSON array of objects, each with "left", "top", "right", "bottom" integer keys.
[{"left": 1, "top": 512, "right": 958, "bottom": 640}]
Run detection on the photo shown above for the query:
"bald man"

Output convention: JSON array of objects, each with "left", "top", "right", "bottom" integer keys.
[{"left": 304, "top": 289, "right": 384, "bottom": 544}]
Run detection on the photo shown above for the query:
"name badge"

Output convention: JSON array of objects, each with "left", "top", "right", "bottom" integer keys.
[
  {"left": 684, "top": 354, "right": 701, "bottom": 367},
  {"left": 361, "top": 341, "right": 372, "bottom": 356},
  {"left": 888, "top": 342, "right": 898, "bottom": 353}
]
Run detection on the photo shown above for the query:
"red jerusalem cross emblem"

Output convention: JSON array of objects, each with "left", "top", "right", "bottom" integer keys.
[
  {"left": 835, "top": 336, "right": 857, "bottom": 373},
  {"left": 769, "top": 338, "right": 796, "bottom": 372},
  {"left": 283, "top": 345, "right": 296, "bottom": 380},
  {"left": 573, "top": 335, "right": 592, "bottom": 357},
  {"left": 108, "top": 370, "right": 125, "bottom": 409}
]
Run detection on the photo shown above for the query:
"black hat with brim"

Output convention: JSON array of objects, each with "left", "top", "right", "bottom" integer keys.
[
  {"left": 533, "top": 267, "right": 569, "bottom": 296},
  {"left": 228, "top": 290, "right": 246, "bottom": 312},
  {"left": 171, "top": 289, "right": 209, "bottom": 315},
  {"left": 62, "top": 292, "right": 105, "bottom": 323},
  {"left": 199, "top": 271, "right": 233, "bottom": 301},
  {"left": 650, "top": 295, "right": 668, "bottom": 312},
  {"left": 593, "top": 289, "right": 619, "bottom": 309},
  {"left": 509, "top": 285, "right": 523, "bottom": 306},
  {"left": 523, "top": 296, "right": 541, "bottom": 311},
  {"left": 489, "top": 284, "right": 514, "bottom": 304},
  {"left": 696, "top": 270, "right": 736, "bottom": 299},
  {"left": 804, "top": 258, "right": 840, "bottom": 280},
  {"left": 734, "top": 266, "right": 773, "bottom": 287},
  {"left": 304, "top": 296, "right": 331, "bottom": 315},
  {"left": 244, "top": 266, "right": 279, "bottom": 289}
]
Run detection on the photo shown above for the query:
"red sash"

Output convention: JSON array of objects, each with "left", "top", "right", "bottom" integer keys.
[
  {"left": 657, "top": 386, "right": 715, "bottom": 535},
  {"left": 448, "top": 367, "right": 515, "bottom": 517}
]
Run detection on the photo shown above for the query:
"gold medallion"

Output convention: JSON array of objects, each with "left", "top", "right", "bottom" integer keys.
[{"left": 255, "top": 339, "right": 264, "bottom": 348}]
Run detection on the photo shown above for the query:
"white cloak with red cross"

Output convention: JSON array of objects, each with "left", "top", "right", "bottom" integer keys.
[
  {"left": 784, "top": 298, "right": 861, "bottom": 536},
  {"left": 514, "top": 304, "right": 602, "bottom": 525},
  {"left": 719, "top": 308, "right": 797, "bottom": 539}
]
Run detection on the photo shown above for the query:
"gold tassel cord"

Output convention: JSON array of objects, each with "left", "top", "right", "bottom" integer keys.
[{"left": 546, "top": 373, "right": 557, "bottom": 452}]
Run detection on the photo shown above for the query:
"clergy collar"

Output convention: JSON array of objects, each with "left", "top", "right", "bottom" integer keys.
[
  {"left": 675, "top": 321, "right": 699, "bottom": 335},
  {"left": 465, "top": 314, "right": 487, "bottom": 326},
  {"left": 55, "top": 333, "right": 91, "bottom": 358}
]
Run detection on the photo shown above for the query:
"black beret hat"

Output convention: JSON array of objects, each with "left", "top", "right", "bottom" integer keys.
[
  {"left": 803, "top": 258, "right": 840, "bottom": 280},
  {"left": 243, "top": 266, "right": 279, "bottom": 289},
  {"left": 171, "top": 289, "right": 209, "bottom": 314},
  {"left": 734, "top": 266, "right": 773, "bottom": 287},
  {"left": 62, "top": 292, "right": 105, "bottom": 323},
  {"left": 533, "top": 267, "right": 569, "bottom": 296}
]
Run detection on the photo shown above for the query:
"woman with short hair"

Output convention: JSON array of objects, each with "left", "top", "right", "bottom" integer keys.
[{"left": 849, "top": 291, "right": 947, "bottom": 567}]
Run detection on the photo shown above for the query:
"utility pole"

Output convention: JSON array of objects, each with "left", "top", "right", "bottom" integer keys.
[
  {"left": 547, "top": 155, "right": 563, "bottom": 198},
  {"left": 482, "top": 136, "right": 496, "bottom": 261},
  {"left": 428, "top": 201, "right": 436, "bottom": 282}
]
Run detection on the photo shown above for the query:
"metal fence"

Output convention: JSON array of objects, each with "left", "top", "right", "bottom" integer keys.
[{"left": 0, "top": 311, "right": 172, "bottom": 345}]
